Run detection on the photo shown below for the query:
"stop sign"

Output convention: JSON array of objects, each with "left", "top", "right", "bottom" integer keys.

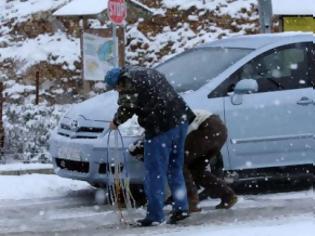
[{"left": 107, "top": 0, "right": 127, "bottom": 25}]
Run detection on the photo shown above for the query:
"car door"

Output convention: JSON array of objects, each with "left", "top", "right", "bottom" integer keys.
[{"left": 223, "top": 43, "right": 315, "bottom": 170}]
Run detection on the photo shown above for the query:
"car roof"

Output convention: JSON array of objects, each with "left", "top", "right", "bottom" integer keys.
[{"left": 200, "top": 32, "right": 315, "bottom": 50}]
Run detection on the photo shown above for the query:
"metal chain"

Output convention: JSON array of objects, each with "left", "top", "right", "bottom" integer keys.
[{"left": 105, "top": 128, "right": 136, "bottom": 224}]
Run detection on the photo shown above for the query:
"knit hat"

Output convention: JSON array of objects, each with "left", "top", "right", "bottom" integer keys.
[{"left": 104, "top": 67, "right": 122, "bottom": 88}]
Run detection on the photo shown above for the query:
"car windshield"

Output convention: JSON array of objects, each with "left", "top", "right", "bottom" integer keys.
[{"left": 156, "top": 47, "right": 253, "bottom": 92}]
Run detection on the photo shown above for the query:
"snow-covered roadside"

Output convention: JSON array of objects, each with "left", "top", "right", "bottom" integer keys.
[
  {"left": 0, "top": 171, "right": 312, "bottom": 202},
  {"left": 0, "top": 174, "right": 91, "bottom": 200},
  {"left": 128, "top": 215, "right": 314, "bottom": 236},
  {"left": 0, "top": 163, "right": 52, "bottom": 172},
  {"left": 0, "top": 173, "right": 313, "bottom": 235}
]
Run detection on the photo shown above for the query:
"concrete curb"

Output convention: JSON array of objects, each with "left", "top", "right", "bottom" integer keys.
[{"left": 0, "top": 168, "right": 54, "bottom": 176}]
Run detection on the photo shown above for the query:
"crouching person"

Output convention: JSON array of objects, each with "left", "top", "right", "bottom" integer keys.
[
  {"left": 129, "top": 110, "right": 237, "bottom": 213},
  {"left": 184, "top": 110, "right": 237, "bottom": 212},
  {"left": 104, "top": 66, "right": 195, "bottom": 226}
]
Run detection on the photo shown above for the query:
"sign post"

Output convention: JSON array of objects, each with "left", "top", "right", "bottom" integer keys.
[
  {"left": 107, "top": 0, "right": 127, "bottom": 67},
  {"left": 258, "top": 0, "right": 272, "bottom": 33}
]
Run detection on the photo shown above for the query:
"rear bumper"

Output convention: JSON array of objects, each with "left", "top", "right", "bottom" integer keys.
[{"left": 49, "top": 129, "right": 145, "bottom": 185}]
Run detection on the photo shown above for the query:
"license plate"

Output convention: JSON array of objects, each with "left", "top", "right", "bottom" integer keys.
[{"left": 58, "top": 147, "right": 81, "bottom": 161}]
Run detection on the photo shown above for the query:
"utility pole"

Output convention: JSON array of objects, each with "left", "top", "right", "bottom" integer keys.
[{"left": 258, "top": 0, "right": 273, "bottom": 33}]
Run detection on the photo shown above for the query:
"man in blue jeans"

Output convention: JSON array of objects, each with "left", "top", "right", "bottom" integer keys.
[{"left": 105, "top": 66, "right": 195, "bottom": 226}]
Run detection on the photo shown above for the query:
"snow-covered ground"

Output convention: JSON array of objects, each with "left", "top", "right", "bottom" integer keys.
[
  {"left": 0, "top": 173, "right": 313, "bottom": 235},
  {"left": 0, "top": 173, "right": 90, "bottom": 200},
  {"left": 157, "top": 217, "right": 315, "bottom": 236},
  {"left": 0, "top": 163, "right": 52, "bottom": 172}
]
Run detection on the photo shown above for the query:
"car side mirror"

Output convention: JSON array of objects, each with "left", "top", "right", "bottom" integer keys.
[
  {"left": 234, "top": 79, "right": 258, "bottom": 94},
  {"left": 230, "top": 79, "right": 258, "bottom": 105}
]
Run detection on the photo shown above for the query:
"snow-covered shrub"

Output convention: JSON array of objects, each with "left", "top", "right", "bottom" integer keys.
[{"left": 3, "top": 103, "right": 69, "bottom": 163}]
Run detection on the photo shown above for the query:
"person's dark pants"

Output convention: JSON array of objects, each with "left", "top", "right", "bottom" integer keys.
[
  {"left": 144, "top": 123, "right": 189, "bottom": 222},
  {"left": 184, "top": 114, "right": 235, "bottom": 209}
]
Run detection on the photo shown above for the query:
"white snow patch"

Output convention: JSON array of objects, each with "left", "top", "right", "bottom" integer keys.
[
  {"left": 0, "top": 32, "right": 79, "bottom": 73},
  {"left": 0, "top": 163, "right": 52, "bottom": 172},
  {"left": 52, "top": 88, "right": 65, "bottom": 94},
  {"left": 5, "top": 83, "right": 35, "bottom": 96},
  {"left": 129, "top": 0, "right": 154, "bottom": 14},
  {"left": 0, "top": 0, "right": 69, "bottom": 23},
  {"left": 188, "top": 15, "right": 199, "bottom": 21},
  {"left": 0, "top": 174, "right": 91, "bottom": 200}
]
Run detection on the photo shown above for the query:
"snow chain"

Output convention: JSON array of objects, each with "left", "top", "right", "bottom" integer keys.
[{"left": 105, "top": 129, "right": 136, "bottom": 224}]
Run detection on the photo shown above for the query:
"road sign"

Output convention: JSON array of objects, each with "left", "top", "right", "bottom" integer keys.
[{"left": 107, "top": 0, "right": 127, "bottom": 25}]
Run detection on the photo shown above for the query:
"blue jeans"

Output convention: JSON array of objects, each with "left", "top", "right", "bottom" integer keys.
[{"left": 143, "top": 123, "right": 189, "bottom": 222}]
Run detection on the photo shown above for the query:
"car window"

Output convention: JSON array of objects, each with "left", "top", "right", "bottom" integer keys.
[
  {"left": 156, "top": 47, "right": 252, "bottom": 92},
  {"left": 239, "top": 43, "right": 312, "bottom": 92},
  {"left": 209, "top": 43, "right": 313, "bottom": 97}
]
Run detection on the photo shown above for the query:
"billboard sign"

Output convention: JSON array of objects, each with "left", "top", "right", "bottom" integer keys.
[{"left": 83, "top": 32, "right": 118, "bottom": 81}]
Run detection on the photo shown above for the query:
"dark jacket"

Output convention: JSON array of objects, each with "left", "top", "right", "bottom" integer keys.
[{"left": 113, "top": 66, "right": 195, "bottom": 138}]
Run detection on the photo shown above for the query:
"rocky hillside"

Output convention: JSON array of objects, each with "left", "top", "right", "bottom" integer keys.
[
  {"left": 0, "top": 0, "right": 260, "bottom": 162},
  {"left": 0, "top": 0, "right": 259, "bottom": 104}
]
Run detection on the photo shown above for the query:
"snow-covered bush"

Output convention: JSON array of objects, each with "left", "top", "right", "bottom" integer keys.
[{"left": 4, "top": 103, "right": 69, "bottom": 163}]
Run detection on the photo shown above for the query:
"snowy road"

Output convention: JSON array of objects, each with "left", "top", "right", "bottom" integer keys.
[{"left": 0, "top": 178, "right": 314, "bottom": 236}]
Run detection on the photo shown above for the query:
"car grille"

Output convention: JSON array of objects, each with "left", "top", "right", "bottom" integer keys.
[
  {"left": 56, "top": 158, "right": 89, "bottom": 173},
  {"left": 58, "top": 123, "right": 105, "bottom": 139}
]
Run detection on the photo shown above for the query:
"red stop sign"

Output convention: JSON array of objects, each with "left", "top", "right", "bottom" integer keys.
[{"left": 107, "top": 0, "right": 127, "bottom": 25}]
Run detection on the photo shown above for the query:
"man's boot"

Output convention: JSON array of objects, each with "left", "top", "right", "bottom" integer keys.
[
  {"left": 215, "top": 193, "right": 238, "bottom": 209},
  {"left": 168, "top": 210, "right": 190, "bottom": 224},
  {"left": 188, "top": 192, "right": 201, "bottom": 213},
  {"left": 184, "top": 166, "right": 201, "bottom": 213},
  {"left": 196, "top": 171, "right": 238, "bottom": 210}
]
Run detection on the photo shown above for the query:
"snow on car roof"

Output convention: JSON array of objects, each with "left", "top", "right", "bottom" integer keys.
[
  {"left": 201, "top": 32, "right": 315, "bottom": 50},
  {"left": 272, "top": 0, "right": 315, "bottom": 16}
]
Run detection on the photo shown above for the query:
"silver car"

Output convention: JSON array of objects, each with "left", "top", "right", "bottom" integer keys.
[{"left": 49, "top": 32, "right": 315, "bottom": 186}]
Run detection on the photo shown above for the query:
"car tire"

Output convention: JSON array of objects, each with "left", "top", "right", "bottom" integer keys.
[{"left": 129, "top": 183, "right": 146, "bottom": 207}]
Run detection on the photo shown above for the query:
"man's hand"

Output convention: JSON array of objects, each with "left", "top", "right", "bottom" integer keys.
[{"left": 110, "top": 121, "right": 118, "bottom": 130}]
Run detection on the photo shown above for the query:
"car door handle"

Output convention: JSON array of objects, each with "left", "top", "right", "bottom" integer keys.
[{"left": 296, "top": 97, "right": 313, "bottom": 105}]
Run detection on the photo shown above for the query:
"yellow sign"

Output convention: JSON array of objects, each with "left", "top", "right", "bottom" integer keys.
[{"left": 283, "top": 16, "right": 315, "bottom": 32}]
